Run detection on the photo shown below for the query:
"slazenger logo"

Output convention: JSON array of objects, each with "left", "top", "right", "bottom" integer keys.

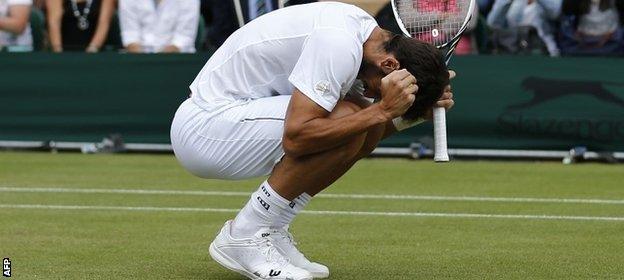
[
  {"left": 315, "top": 80, "right": 330, "bottom": 95},
  {"left": 498, "top": 77, "right": 624, "bottom": 142},
  {"left": 508, "top": 77, "right": 624, "bottom": 109}
]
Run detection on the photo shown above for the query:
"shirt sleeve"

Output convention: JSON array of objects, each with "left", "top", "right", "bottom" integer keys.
[
  {"left": 119, "top": 0, "right": 141, "bottom": 47},
  {"left": 288, "top": 28, "right": 362, "bottom": 112},
  {"left": 172, "top": 0, "right": 200, "bottom": 53}
]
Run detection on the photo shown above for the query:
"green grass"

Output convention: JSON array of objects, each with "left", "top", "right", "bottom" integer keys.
[{"left": 1, "top": 151, "right": 623, "bottom": 279}]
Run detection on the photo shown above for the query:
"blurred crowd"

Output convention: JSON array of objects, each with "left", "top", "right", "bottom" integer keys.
[
  {"left": 482, "top": 0, "right": 624, "bottom": 56},
  {"left": 376, "top": 0, "right": 624, "bottom": 56},
  {"left": 0, "top": 0, "right": 622, "bottom": 56}
]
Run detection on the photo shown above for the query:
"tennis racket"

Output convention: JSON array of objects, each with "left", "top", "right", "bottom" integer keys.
[{"left": 390, "top": 0, "right": 475, "bottom": 162}]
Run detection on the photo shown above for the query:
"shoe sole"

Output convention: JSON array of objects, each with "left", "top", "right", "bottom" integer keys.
[
  {"left": 209, "top": 242, "right": 259, "bottom": 280},
  {"left": 310, "top": 272, "right": 329, "bottom": 279},
  {"left": 209, "top": 242, "right": 313, "bottom": 280}
]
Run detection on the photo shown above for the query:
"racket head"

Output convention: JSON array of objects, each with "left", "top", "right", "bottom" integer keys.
[{"left": 391, "top": 0, "right": 475, "bottom": 58}]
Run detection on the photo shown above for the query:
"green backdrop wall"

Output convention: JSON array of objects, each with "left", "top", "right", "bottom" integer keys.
[{"left": 1, "top": 53, "right": 623, "bottom": 151}]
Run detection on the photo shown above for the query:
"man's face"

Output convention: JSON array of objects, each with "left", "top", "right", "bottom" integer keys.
[{"left": 357, "top": 57, "right": 388, "bottom": 99}]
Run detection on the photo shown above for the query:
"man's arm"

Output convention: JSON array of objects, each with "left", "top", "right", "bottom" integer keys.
[
  {"left": 0, "top": 4, "right": 31, "bottom": 34},
  {"left": 283, "top": 70, "right": 417, "bottom": 158}
]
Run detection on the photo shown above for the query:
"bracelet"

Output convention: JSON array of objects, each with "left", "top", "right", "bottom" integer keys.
[{"left": 392, "top": 116, "right": 426, "bottom": 131}]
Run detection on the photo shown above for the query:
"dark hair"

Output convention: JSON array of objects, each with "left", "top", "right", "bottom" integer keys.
[{"left": 383, "top": 34, "right": 449, "bottom": 120}]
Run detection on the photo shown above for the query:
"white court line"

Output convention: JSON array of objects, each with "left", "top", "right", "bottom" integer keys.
[
  {"left": 1, "top": 204, "right": 623, "bottom": 222},
  {"left": 1, "top": 186, "right": 623, "bottom": 205}
]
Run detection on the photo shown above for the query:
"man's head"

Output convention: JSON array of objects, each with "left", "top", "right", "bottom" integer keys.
[{"left": 359, "top": 30, "right": 449, "bottom": 120}]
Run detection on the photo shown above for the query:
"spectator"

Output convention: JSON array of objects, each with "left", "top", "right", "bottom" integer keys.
[
  {"left": 232, "top": 0, "right": 317, "bottom": 25},
  {"left": 45, "top": 0, "right": 115, "bottom": 52},
  {"left": 559, "top": 0, "right": 624, "bottom": 55},
  {"left": 201, "top": 0, "right": 315, "bottom": 49},
  {"left": 119, "top": 0, "right": 200, "bottom": 54},
  {"left": 487, "top": 0, "right": 562, "bottom": 56},
  {"left": 201, "top": 0, "right": 237, "bottom": 49},
  {"left": 0, "top": 0, "right": 32, "bottom": 52}
]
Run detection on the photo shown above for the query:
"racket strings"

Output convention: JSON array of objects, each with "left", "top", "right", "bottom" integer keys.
[{"left": 395, "top": 0, "right": 471, "bottom": 47}]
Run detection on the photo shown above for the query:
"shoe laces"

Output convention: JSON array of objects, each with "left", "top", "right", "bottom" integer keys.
[
  {"left": 274, "top": 228, "right": 298, "bottom": 246},
  {"left": 254, "top": 234, "right": 289, "bottom": 266},
  {"left": 273, "top": 227, "right": 307, "bottom": 260}
]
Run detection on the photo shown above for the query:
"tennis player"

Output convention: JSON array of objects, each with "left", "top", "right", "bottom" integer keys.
[{"left": 171, "top": 2, "right": 454, "bottom": 279}]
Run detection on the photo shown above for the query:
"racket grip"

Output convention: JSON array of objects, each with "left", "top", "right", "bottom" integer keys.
[{"left": 433, "top": 107, "right": 449, "bottom": 162}]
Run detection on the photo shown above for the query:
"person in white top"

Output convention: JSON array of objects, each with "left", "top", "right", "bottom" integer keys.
[
  {"left": 118, "top": 0, "right": 199, "bottom": 53},
  {"left": 0, "top": 0, "right": 32, "bottom": 51},
  {"left": 577, "top": 0, "right": 620, "bottom": 37},
  {"left": 170, "top": 2, "right": 454, "bottom": 279}
]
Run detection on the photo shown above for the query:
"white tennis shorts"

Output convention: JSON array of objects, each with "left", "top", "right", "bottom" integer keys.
[{"left": 170, "top": 95, "right": 290, "bottom": 180}]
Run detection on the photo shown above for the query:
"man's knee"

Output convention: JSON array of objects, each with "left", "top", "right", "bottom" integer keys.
[
  {"left": 338, "top": 132, "right": 367, "bottom": 163},
  {"left": 330, "top": 100, "right": 382, "bottom": 161},
  {"left": 357, "top": 139, "right": 378, "bottom": 160},
  {"left": 329, "top": 100, "right": 368, "bottom": 161}
]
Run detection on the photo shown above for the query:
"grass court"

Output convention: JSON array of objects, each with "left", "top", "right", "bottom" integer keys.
[{"left": 1, "top": 151, "right": 623, "bottom": 279}]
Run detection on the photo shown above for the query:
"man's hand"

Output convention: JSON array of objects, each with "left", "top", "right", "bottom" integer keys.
[
  {"left": 425, "top": 70, "right": 456, "bottom": 120},
  {"left": 378, "top": 69, "right": 418, "bottom": 120},
  {"left": 126, "top": 43, "right": 142, "bottom": 53},
  {"left": 161, "top": 45, "right": 181, "bottom": 53}
]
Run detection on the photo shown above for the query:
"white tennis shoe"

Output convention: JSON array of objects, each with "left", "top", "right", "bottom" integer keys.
[
  {"left": 272, "top": 226, "right": 329, "bottom": 279},
  {"left": 209, "top": 221, "right": 313, "bottom": 280}
]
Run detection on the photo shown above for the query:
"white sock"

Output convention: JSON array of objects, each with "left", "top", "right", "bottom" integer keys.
[
  {"left": 280, "top": 192, "right": 312, "bottom": 228},
  {"left": 230, "top": 181, "right": 291, "bottom": 238}
]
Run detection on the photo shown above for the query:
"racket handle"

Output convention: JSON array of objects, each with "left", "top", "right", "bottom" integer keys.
[{"left": 433, "top": 107, "right": 449, "bottom": 162}]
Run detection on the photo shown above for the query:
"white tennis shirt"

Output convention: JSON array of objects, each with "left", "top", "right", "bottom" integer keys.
[
  {"left": 119, "top": 0, "right": 199, "bottom": 53},
  {"left": 189, "top": 2, "right": 378, "bottom": 114}
]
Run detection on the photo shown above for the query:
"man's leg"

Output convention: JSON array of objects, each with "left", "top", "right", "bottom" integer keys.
[
  {"left": 269, "top": 101, "right": 384, "bottom": 198},
  {"left": 199, "top": 95, "right": 315, "bottom": 280},
  {"left": 231, "top": 100, "right": 382, "bottom": 235},
  {"left": 225, "top": 100, "right": 386, "bottom": 279}
]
